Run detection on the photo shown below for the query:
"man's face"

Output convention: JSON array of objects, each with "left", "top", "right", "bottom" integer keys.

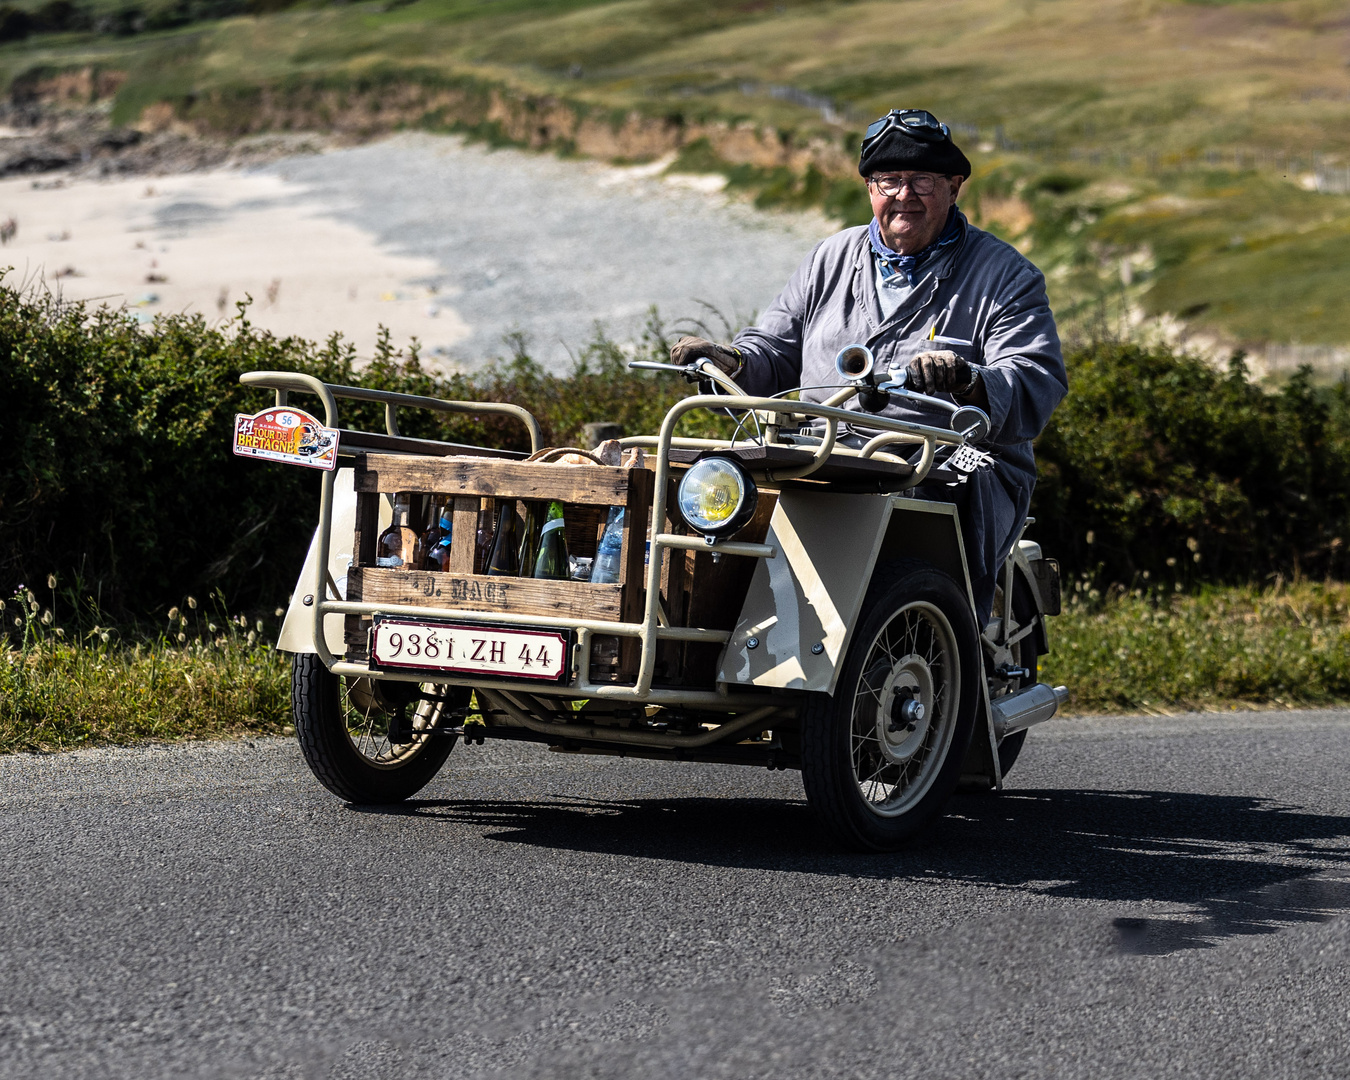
[{"left": 868, "top": 171, "right": 964, "bottom": 254}]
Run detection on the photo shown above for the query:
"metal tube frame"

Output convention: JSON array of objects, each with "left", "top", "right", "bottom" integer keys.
[{"left": 239, "top": 370, "right": 544, "bottom": 453}]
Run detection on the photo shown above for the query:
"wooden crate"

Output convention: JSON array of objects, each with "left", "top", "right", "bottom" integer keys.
[
  {"left": 345, "top": 453, "right": 654, "bottom": 681},
  {"left": 343, "top": 452, "right": 776, "bottom": 688}
]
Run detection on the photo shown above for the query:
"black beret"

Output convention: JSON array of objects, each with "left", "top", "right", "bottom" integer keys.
[{"left": 858, "top": 126, "right": 971, "bottom": 179}]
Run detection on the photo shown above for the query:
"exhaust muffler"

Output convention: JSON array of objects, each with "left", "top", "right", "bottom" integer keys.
[{"left": 991, "top": 683, "right": 1069, "bottom": 738}]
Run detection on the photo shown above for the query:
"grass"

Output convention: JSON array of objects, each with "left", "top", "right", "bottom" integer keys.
[
  {"left": 3, "top": 578, "right": 1347, "bottom": 754},
  {"left": 1045, "top": 580, "right": 1350, "bottom": 715},
  {"left": 5, "top": 0, "right": 1350, "bottom": 351},
  {"left": 0, "top": 585, "right": 290, "bottom": 753}
]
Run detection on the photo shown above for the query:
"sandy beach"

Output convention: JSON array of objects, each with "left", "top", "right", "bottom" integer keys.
[{"left": 0, "top": 132, "right": 836, "bottom": 371}]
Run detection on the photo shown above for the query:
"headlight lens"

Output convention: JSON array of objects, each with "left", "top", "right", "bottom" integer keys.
[{"left": 677, "top": 457, "right": 758, "bottom": 537}]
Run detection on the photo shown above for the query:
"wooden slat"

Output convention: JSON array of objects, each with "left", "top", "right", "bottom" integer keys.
[
  {"left": 450, "top": 497, "right": 479, "bottom": 575},
  {"left": 354, "top": 455, "right": 636, "bottom": 505},
  {"left": 345, "top": 615, "right": 370, "bottom": 663},
  {"left": 348, "top": 567, "right": 623, "bottom": 621},
  {"left": 352, "top": 491, "right": 380, "bottom": 595}
]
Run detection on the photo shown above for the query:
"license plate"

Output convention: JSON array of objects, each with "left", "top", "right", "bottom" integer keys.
[{"left": 369, "top": 617, "right": 570, "bottom": 682}]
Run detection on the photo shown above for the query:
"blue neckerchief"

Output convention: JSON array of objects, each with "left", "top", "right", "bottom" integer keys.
[{"left": 869, "top": 208, "right": 963, "bottom": 286}]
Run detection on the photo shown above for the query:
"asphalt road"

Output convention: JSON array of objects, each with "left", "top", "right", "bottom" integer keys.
[{"left": 3, "top": 710, "right": 1349, "bottom": 1079}]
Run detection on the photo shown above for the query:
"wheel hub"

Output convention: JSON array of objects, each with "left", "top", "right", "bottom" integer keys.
[{"left": 873, "top": 655, "right": 934, "bottom": 763}]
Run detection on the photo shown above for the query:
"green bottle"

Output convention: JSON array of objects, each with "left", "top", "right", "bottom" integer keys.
[
  {"left": 532, "top": 501, "right": 570, "bottom": 579},
  {"left": 486, "top": 501, "right": 520, "bottom": 576},
  {"left": 517, "top": 500, "right": 543, "bottom": 576}
]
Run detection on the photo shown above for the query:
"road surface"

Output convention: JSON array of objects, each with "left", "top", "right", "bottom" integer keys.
[{"left": 2, "top": 709, "right": 1348, "bottom": 1078}]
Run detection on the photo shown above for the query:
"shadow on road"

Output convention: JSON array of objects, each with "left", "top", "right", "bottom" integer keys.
[{"left": 356, "top": 786, "right": 1350, "bottom": 953}]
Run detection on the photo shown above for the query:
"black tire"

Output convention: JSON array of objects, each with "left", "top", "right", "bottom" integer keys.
[
  {"left": 291, "top": 653, "right": 463, "bottom": 803},
  {"left": 989, "top": 572, "right": 1042, "bottom": 778},
  {"left": 800, "top": 560, "right": 981, "bottom": 851}
]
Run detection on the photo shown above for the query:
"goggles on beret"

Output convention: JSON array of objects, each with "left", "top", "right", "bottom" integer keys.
[{"left": 860, "top": 109, "right": 952, "bottom": 155}]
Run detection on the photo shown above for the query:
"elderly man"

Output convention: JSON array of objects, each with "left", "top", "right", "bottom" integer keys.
[{"left": 670, "top": 108, "right": 1067, "bottom": 626}]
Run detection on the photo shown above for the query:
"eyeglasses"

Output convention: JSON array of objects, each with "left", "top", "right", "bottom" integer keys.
[
  {"left": 867, "top": 173, "right": 947, "bottom": 197},
  {"left": 860, "top": 109, "right": 951, "bottom": 155}
]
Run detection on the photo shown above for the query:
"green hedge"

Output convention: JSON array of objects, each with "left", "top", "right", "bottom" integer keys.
[
  {"left": 3, "top": 281, "right": 1349, "bottom": 619},
  {"left": 0, "top": 286, "right": 719, "bottom": 615},
  {"left": 1034, "top": 340, "right": 1350, "bottom": 584}
]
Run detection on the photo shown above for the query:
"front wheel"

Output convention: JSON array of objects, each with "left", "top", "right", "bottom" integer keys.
[
  {"left": 801, "top": 560, "right": 981, "bottom": 851},
  {"left": 291, "top": 653, "right": 465, "bottom": 803}
]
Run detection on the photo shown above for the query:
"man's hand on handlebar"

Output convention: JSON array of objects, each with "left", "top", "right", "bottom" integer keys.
[
  {"left": 906, "top": 350, "right": 970, "bottom": 393},
  {"left": 670, "top": 336, "right": 743, "bottom": 376}
]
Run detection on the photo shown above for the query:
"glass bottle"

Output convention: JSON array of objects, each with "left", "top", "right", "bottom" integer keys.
[
  {"left": 517, "top": 500, "right": 543, "bottom": 576},
  {"left": 485, "top": 501, "right": 520, "bottom": 576},
  {"left": 474, "top": 499, "right": 496, "bottom": 574},
  {"left": 422, "top": 498, "right": 454, "bottom": 572},
  {"left": 590, "top": 506, "right": 625, "bottom": 584},
  {"left": 533, "top": 500, "right": 570, "bottom": 579},
  {"left": 376, "top": 493, "right": 420, "bottom": 569}
]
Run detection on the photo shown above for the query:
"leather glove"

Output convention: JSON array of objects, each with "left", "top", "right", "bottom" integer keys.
[
  {"left": 670, "top": 335, "right": 743, "bottom": 376},
  {"left": 906, "top": 350, "right": 977, "bottom": 395}
]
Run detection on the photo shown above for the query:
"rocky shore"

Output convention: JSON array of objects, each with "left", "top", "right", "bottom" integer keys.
[{"left": 0, "top": 104, "right": 335, "bottom": 180}]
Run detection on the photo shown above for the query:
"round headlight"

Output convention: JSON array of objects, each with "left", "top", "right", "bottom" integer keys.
[{"left": 677, "top": 456, "right": 758, "bottom": 538}]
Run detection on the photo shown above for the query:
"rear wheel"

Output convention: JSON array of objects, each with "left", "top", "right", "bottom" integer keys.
[
  {"left": 801, "top": 561, "right": 981, "bottom": 851},
  {"left": 291, "top": 653, "right": 466, "bottom": 803}
]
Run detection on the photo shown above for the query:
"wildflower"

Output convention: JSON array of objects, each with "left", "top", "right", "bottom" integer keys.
[
  {"left": 1193, "top": 552, "right": 1202, "bottom": 563},
  {"left": 12, "top": 617, "right": 20, "bottom": 628},
  {"left": 274, "top": 607, "right": 285, "bottom": 618},
  {"left": 29, "top": 601, "right": 38, "bottom": 614},
  {"left": 1085, "top": 531, "right": 1095, "bottom": 545},
  {"left": 100, "top": 632, "right": 110, "bottom": 644},
  {"left": 0, "top": 600, "right": 5, "bottom": 613},
  {"left": 168, "top": 606, "right": 180, "bottom": 621},
  {"left": 40, "top": 609, "right": 53, "bottom": 625},
  {"left": 55, "top": 628, "right": 64, "bottom": 639},
  {"left": 1165, "top": 557, "right": 1177, "bottom": 567},
  {"left": 187, "top": 596, "right": 197, "bottom": 610},
  {"left": 47, "top": 574, "right": 57, "bottom": 590},
  {"left": 1186, "top": 537, "right": 1200, "bottom": 553},
  {"left": 247, "top": 630, "right": 257, "bottom": 645},
  {"left": 25, "top": 590, "right": 35, "bottom": 605},
  {"left": 177, "top": 632, "right": 187, "bottom": 643},
  {"left": 208, "top": 623, "right": 218, "bottom": 633},
  {"left": 180, "top": 616, "right": 188, "bottom": 628},
  {"left": 256, "top": 619, "right": 264, "bottom": 633}
]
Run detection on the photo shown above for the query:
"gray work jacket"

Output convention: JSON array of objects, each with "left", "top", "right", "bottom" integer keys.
[{"left": 731, "top": 213, "right": 1067, "bottom": 494}]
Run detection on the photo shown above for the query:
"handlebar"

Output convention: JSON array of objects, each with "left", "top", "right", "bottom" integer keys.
[{"left": 628, "top": 357, "right": 749, "bottom": 397}]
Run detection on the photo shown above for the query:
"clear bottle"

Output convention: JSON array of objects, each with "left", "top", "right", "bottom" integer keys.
[
  {"left": 376, "top": 493, "right": 420, "bottom": 569},
  {"left": 533, "top": 500, "right": 570, "bottom": 579},
  {"left": 474, "top": 499, "right": 496, "bottom": 574},
  {"left": 422, "top": 498, "right": 454, "bottom": 572},
  {"left": 590, "top": 506, "right": 625, "bottom": 584},
  {"left": 486, "top": 501, "right": 520, "bottom": 576}
]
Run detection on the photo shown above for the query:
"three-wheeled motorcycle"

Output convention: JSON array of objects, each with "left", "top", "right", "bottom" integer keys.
[{"left": 250, "top": 346, "right": 1064, "bottom": 851}]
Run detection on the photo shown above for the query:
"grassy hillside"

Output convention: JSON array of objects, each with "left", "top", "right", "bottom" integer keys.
[{"left": 4, "top": 0, "right": 1350, "bottom": 355}]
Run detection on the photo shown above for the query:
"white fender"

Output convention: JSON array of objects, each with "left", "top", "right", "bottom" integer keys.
[{"left": 277, "top": 468, "right": 390, "bottom": 655}]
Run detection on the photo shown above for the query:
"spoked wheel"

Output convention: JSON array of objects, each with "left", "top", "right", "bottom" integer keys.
[
  {"left": 986, "top": 573, "right": 1043, "bottom": 779},
  {"left": 801, "top": 560, "right": 980, "bottom": 851},
  {"left": 291, "top": 652, "right": 467, "bottom": 803}
]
